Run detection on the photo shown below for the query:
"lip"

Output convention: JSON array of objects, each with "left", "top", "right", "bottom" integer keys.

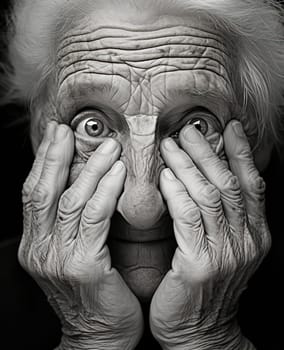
[{"left": 109, "top": 211, "right": 173, "bottom": 242}]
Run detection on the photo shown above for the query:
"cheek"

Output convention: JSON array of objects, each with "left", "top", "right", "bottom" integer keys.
[{"left": 206, "top": 131, "right": 226, "bottom": 160}]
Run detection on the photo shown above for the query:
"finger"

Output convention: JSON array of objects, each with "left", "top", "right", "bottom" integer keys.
[
  {"left": 160, "top": 137, "right": 226, "bottom": 242},
  {"left": 56, "top": 138, "right": 121, "bottom": 243},
  {"left": 21, "top": 121, "right": 57, "bottom": 251},
  {"left": 79, "top": 160, "right": 126, "bottom": 256},
  {"left": 159, "top": 167, "right": 206, "bottom": 257},
  {"left": 31, "top": 124, "right": 74, "bottom": 240},
  {"left": 224, "top": 120, "right": 266, "bottom": 219},
  {"left": 178, "top": 125, "right": 244, "bottom": 229},
  {"left": 22, "top": 121, "right": 57, "bottom": 204}
]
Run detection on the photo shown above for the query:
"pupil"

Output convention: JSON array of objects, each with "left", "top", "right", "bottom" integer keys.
[
  {"left": 194, "top": 121, "right": 202, "bottom": 132},
  {"left": 91, "top": 122, "right": 98, "bottom": 130},
  {"left": 85, "top": 118, "right": 103, "bottom": 136}
]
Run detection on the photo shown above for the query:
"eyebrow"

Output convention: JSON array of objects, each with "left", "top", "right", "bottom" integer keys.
[
  {"left": 57, "top": 76, "right": 236, "bottom": 128},
  {"left": 57, "top": 79, "right": 123, "bottom": 122},
  {"left": 170, "top": 85, "right": 235, "bottom": 105},
  {"left": 162, "top": 85, "right": 236, "bottom": 122}
]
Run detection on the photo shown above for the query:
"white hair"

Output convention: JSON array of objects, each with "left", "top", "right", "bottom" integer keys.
[{"left": 1, "top": 0, "right": 284, "bottom": 145}]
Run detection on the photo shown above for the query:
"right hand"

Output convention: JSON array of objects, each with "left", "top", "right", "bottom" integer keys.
[{"left": 18, "top": 121, "right": 143, "bottom": 350}]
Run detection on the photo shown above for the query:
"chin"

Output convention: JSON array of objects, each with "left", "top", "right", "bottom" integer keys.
[{"left": 108, "top": 211, "right": 176, "bottom": 302}]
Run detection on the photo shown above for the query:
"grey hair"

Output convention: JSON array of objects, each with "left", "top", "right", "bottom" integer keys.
[{"left": 1, "top": 0, "right": 284, "bottom": 145}]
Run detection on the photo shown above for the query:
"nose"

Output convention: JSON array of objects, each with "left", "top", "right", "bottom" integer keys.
[
  {"left": 117, "top": 181, "right": 166, "bottom": 229},
  {"left": 116, "top": 114, "right": 166, "bottom": 229}
]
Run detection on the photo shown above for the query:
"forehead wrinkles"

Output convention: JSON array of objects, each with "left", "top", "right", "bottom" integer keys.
[{"left": 56, "top": 24, "right": 232, "bottom": 87}]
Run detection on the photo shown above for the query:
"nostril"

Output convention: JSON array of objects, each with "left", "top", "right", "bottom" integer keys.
[{"left": 117, "top": 185, "right": 166, "bottom": 229}]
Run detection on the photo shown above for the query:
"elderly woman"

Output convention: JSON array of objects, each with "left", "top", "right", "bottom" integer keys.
[{"left": 1, "top": 0, "right": 283, "bottom": 349}]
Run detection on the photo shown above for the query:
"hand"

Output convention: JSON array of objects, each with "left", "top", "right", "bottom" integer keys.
[
  {"left": 150, "top": 120, "right": 271, "bottom": 350},
  {"left": 18, "top": 122, "right": 143, "bottom": 350}
]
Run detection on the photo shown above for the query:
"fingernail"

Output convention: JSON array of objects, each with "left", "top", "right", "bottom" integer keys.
[
  {"left": 232, "top": 121, "right": 245, "bottom": 138},
  {"left": 163, "top": 168, "right": 176, "bottom": 180},
  {"left": 98, "top": 138, "right": 118, "bottom": 154},
  {"left": 110, "top": 161, "right": 124, "bottom": 175},
  {"left": 182, "top": 125, "right": 202, "bottom": 143},
  {"left": 54, "top": 124, "right": 68, "bottom": 142},
  {"left": 163, "top": 138, "right": 179, "bottom": 151}
]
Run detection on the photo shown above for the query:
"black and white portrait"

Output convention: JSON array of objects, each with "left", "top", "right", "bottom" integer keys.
[{"left": 0, "top": 1, "right": 283, "bottom": 349}]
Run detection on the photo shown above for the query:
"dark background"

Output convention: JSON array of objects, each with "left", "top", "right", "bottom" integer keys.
[{"left": 0, "top": 1, "right": 283, "bottom": 349}]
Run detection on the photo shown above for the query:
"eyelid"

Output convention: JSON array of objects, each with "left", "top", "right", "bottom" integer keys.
[{"left": 182, "top": 107, "right": 218, "bottom": 121}]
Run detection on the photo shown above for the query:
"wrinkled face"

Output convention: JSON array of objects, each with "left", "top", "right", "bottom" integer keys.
[{"left": 31, "top": 7, "right": 269, "bottom": 301}]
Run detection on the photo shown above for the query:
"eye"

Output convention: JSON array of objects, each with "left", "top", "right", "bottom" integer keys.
[
  {"left": 71, "top": 109, "right": 114, "bottom": 138},
  {"left": 169, "top": 109, "right": 221, "bottom": 140}
]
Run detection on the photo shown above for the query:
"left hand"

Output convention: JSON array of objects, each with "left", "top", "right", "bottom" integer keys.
[{"left": 150, "top": 120, "right": 271, "bottom": 350}]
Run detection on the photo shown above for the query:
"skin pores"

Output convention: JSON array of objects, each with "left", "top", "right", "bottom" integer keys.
[{"left": 31, "top": 9, "right": 239, "bottom": 301}]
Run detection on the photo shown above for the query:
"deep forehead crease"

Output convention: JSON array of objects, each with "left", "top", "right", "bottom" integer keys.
[
  {"left": 56, "top": 24, "right": 230, "bottom": 68},
  {"left": 56, "top": 26, "right": 231, "bottom": 88},
  {"left": 58, "top": 23, "right": 226, "bottom": 50}
]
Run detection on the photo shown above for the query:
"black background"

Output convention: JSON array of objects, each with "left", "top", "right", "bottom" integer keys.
[{"left": 0, "top": 1, "right": 283, "bottom": 349}]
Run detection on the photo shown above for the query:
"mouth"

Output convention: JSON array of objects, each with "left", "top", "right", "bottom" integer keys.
[
  {"left": 107, "top": 211, "right": 176, "bottom": 301},
  {"left": 109, "top": 211, "right": 173, "bottom": 243}
]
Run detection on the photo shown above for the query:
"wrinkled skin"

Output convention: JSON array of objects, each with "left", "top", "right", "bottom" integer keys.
[
  {"left": 30, "top": 11, "right": 244, "bottom": 300},
  {"left": 19, "top": 6, "right": 272, "bottom": 350},
  {"left": 150, "top": 123, "right": 270, "bottom": 349},
  {"left": 19, "top": 123, "right": 143, "bottom": 349}
]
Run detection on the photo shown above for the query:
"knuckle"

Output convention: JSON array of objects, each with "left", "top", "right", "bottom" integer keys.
[
  {"left": 223, "top": 175, "right": 240, "bottom": 193},
  {"left": 83, "top": 199, "right": 107, "bottom": 224},
  {"left": 22, "top": 180, "right": 32, "bottom": 197},
  {"left": 220, "top": 175, "right": 242, "bottom": 206},
  {"left": 199, "top": 184, "right": 220, "bottom": 205},
  {"left": 32, "top": 184, "right": 51, "bottom": 204},
  {"left": 179, "top": 157, "right": 195, "bottom": 171},
  {"left": 248, "top": 175, "right": 266, "bottom": 195},
  {"left": 58, "top": 189, "right": 81, "bottom": 215},
  {"left": 177, "top": 201, "right": 200, "bottom": 223},
  {"left": 235, "top": 145, "right": 251, "bottom": 159},
  {"left": 45, "top": 147, "right": 62, "bottom": 164},
  {"left": 22, "top": 181, "right": 33, "bottom": 203}
]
